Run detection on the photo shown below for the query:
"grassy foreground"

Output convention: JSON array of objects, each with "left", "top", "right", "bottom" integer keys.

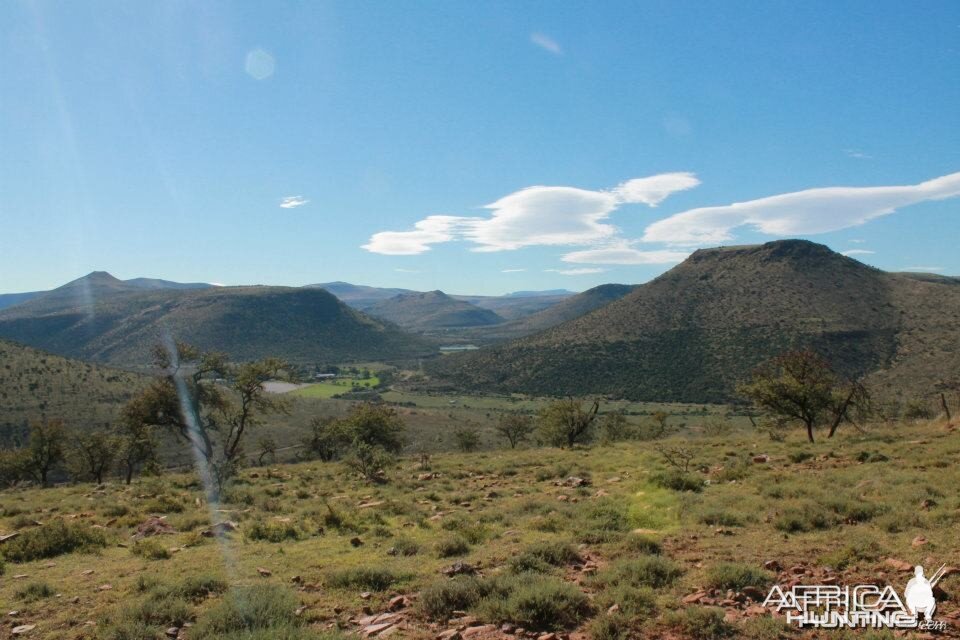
[{"left": 1, "top": 418, "right": 958, "bottom": 639}]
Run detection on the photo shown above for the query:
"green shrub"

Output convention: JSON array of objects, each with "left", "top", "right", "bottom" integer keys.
[
  {"left": 419, "top": 576, "right": 491, "bottom": 620},
  {"left": 326, "top": 566, "right": 404, "bottom": 591},
  {"left": 435, "top": 535, "right": 470, "bottom": 558},
  {"left": 820, "top": 538, "right": 884, "bottom": 570},
  {"left": 128, "top": 593, "right": 192, "bottom": 627},
  {"left": 591, "top": 556, "right": 683, "bottom": 590},
  {"left": 619, "top": 534, "right": 662, "bottom": 556},
  {"left": 132, "top": 539, "right": 172, "bottom": 560},
  {"left": 509, "top": 540, "right": 580, "bottom": 573},
  {"left": 190, "top": 585, "right": 305, "bottom": 638},
  {"left": 705, "top": 563, "right": 773, "bottom": 591},
  {"left": 652, "top": 471, "right": 704, "bottom": 492},
  {"left": 1, "top": 520, "right": 107, "bottom": 562},
  {"left": 788, "top": 451, "right": 814, "bottom": 464},
  {"left": 475, "top": 573, "right": 592, "bottom": 631},
  {"left": 588, "top": 613, "right": 633, "bottom": 640},
  {"left": 665, "top": 606, "right": 731, "bottom": 639},
  {"left": 773, "top": 502, "right": 837, "bottom": 532},
  {"left": 740, "top": 616, "right": 794, "bottom": 640},
  {"left": 16, "top": 581, "right": 55, "bottom": 601},
  {"left": 179, "top": 574, "right": 229, "bottom": 602},
  {"left": 696, "top": 508, "right": 745, "bottom": 527},
  {"left": 390, "top": 537, "right": 420, "bottom": 556},
  {"left": 594, "top": 584, "right": 657, "bottom": 618},
  {"left": 246, "top": 519, "right": 303, "bottom": 543},
  {"left": 143, "top": 495, "right": 184, "bottom": 514}
]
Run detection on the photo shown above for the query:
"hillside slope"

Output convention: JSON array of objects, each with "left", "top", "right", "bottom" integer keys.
[
  {"left": 367, "top": 290, "right": 505, "bottom": 331},
  {"left": 0, "top": 283, "right": 433, "bottom": 366},
  {"left": 0, "top": 339, "right": 147, "bottom": 440},
  {"left": 432, "top": 240, "right": 960, "bottom": 402},
  {"left": 465, "top": 284, "right": 636, "bottom": 342}
]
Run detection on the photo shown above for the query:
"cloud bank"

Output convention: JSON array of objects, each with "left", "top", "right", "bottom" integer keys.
[
  {"left": 643, "top": 172, "right": 960, "bottom": 246},
  {"left": 362, "top": 173, "right": 699, "bottom": 256},
  {"left": 530, "top": 33, "right": 562, "bottom": 55}
]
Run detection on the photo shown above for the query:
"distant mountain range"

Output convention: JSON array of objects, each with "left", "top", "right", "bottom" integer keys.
[
  {"left": 0, "top": 273, "right": 212, "bottom": 311},
  {"left": 0, "top": 273, "right": 433, "bottom": 366},
  {"left": 430, "top": 240, "right": 960, "bottom": 402}
]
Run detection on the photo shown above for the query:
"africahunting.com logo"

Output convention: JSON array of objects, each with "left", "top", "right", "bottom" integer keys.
[{"left": 763, "top": 564, "right": 948, "bottom": 631}]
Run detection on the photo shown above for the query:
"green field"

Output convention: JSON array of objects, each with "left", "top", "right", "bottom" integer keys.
[{"left": 291, "top": 376, "right": 381, "bottom": 399}]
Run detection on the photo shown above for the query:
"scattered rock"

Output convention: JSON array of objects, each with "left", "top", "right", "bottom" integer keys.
[
  {"left": 0, "top": 532, "right": 21, "bottom": 544},
  {"left": 165, "top": 628, "right": 179, "bottom": 638},
  {"left": 360, "top": 592, "right": 373, "bottom": 600},
  {"left": 256, "top": 567, "right": 272, "bottom": 577},
  {"left": 436, "top": 631, "right": 462, "bottom": 640},
  {"left": 683, "top": 590, "right": 708, "bottom": 604},
  {"left": 462, "top": 625, "right": 497, "bottom": 638},
  {"left": 12, "top": 625, "right": 36, "bottom": 635},
  {"left": 359, "top": 501, "right": 386, "bottom": 509},
  {"left": 442, "top": 561, "right": 478, "bottom": 577},
  {"left": 555, "top": 476, "right": 590, "bottom": 488},
  {"left": 97, "top": 584, "right": 113, "bottom": 591},
  {"left": 884, "top": 558, "right": 914, "bottom": 573},
  {"left": 350, "top": 537, "right": 365, "bottom": 547},
  {"left": 389, "top": 595, "right": 410, "bottom": 611},
  {"left": 362, "top": 622, "right": 395, "bottom": 637},
  {"left": 763, "top": 560, "right": 781, "bottom": 572},
  {"left": 133, "top": 516, "right": 177, "bottom": 539},
  {"left": 752, "top": 454, "right": 769, "bottom": 463},
  {"left": 912, "top": 536, "right": 928, "bottom": 547}
]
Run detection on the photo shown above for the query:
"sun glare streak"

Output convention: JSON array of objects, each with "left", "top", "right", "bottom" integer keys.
[{"left": 161, "top": 332, "right": 239, "bottom": 575}]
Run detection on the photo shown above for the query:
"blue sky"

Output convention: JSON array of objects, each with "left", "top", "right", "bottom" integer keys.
[{"left": 1, "top": 1, "right": 958, "bottom": 295}]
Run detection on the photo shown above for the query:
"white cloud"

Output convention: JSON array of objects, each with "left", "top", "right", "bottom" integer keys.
[
  {"left": 361, "top": 215, "right": 473, "bottom": 255},
  {"left": 849, "top": 238, "right": 866, "bottom": 243},
  {"left": 530, "top": 32, "right": 562, "bottom": 55},
  {"left": 545, "top": 267, "right": 607, "bottom": 276},
  {"left": 501, "top": 268, "right": 526, "bottom": 273},
  {"left": 562, "top": 242, "right": 689, "bottom": 265},
  {"left": 643, "top": 172, "right": 960, "bottom": 246},
  {"left": 611, "top": 173, "right": 700, "bottom": 207},
  {"left": 393, "top": 268, "right": 420, "bottom": 273},
  {"left": 903, "top": 266, "right": 944, "bottom": 272},
  {"left": 841, "top": 249, "right": 875, "bottom": 256},
  {"left": 362, "top": 173, "right": 699, "bottom": 256},
  {"left": 280, "top": 196, "right": 309, "bottom": 209},
  {"left": 845, "top": 149, "right": 873, "bottom": 160}
]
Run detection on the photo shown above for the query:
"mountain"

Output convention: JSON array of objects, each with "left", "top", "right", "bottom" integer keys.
[
  {"left": 466, "top": 284, "right": 636, "bottom": 342},
  {"left": 452, "top": 292, "right": 574, "bottom": 321},
  {"left": 503, "top": 289, "right": 576, "bottom": 298},
  {"left": 309, "top": 282, "right": 573, "bottom": 320},
  {"left": 307, "top": 282, "right": 416, "bottom": 310},
  {"left": 0, "top": 291, "right": 43, "bottom": 311},
  {"left": 431, "top": 240, "right": 960, "bottom": 402},
  {"left": 367, "top": 290, "right": 505, "bottom": 331},
  {"left": 0, "top": 281, "right": 433, "bottom": 366},
  {"left": 0, "top": 272, "right": 213, "bottom": 313},
  {"left": 0, "top": 339, "right": 148, "bottom": 441}
]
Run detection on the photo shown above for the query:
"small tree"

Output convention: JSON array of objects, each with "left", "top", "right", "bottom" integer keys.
[
  {"left": 738, "top": 349, "right": 870, "bottom": 443},
  {"left": 344, "top": 441, "right": 392, "bottom": 483},
  {"left": 22, "top": 419, "right": 67, "bottom": 487},
  {"left": 0, "top": 449, "right": 27, "bottom": 487},
  {"left": 303, "top": 416, "right": 348, "bottom": 461},
  {"left": 598, "top": 410, "right": 635, "bottom": 443},
  {"left": 337, "top": 403, "right": 406, "bottom": 454},
  {"left": 69, "top": 430, "right": 120, "bottom": 484},
  {"left": 453, "top": 426, "right": 481, "bottom": 452},
  {"left": 117, "top": 419, "right": 159, "bottom": 485},
  {"left": 537, "top": 398, "right": 600, "bottom": 448},
  {"left": 123, "top": 342, "right": 288, "bottom": 498},
  {"left": 257, "top": 435, "right": 278, "bottom": 465},
  {"left": 495, "top": 413, "right": 535, "bottom": 449}
]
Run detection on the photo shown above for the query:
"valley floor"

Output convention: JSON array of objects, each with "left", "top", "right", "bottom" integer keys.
[{"left": 1, "top": 418, "right": 959, "bottom": 639}]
